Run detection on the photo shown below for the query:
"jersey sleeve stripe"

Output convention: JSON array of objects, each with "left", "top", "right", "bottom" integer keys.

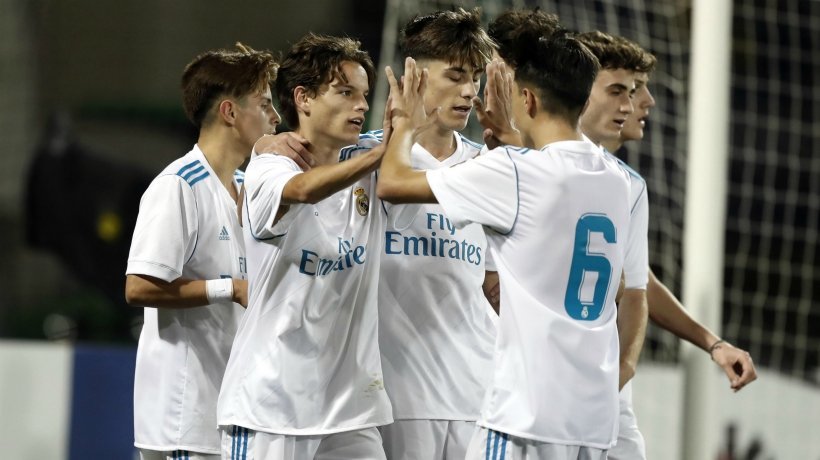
[
  {"left": 180, "top": 164, "right": 205, "bottom": 181},
  {"left": 339, "top": 146, "right": 369, "bottom": 162},
  {"left": 498, "top": 149, "right": 521, "bottom": 236},
  {"left": 176, "top": 159, "right": 201, "bottom": 176},
  {"left": 187, "top": 171, "right": 210, "bottom": 187}
]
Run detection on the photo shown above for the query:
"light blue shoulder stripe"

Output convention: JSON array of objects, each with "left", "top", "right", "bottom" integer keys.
[
  {"left": 360, "top": 129, "right": 384, "bottom": 141},
  {"left": 187, "top": 170, "right": 210, "bottom": 187},
  {"left": 177, "top": 159, "right": 201, "bottom": 176},
  {"left": 180, "top": 164, "right": 204, "bottom": 180}
]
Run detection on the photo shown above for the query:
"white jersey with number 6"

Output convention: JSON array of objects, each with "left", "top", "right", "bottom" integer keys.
[{"left": 426, "top": 140, "right": 649, "bottom": 449}]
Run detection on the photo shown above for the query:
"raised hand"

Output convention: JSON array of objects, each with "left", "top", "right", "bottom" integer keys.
[
  {"left": 473, "top": 59, "right": 522, "bottom": 148},
  {"left": 385, "top": 57, "right": 438, "bottom": 135}
]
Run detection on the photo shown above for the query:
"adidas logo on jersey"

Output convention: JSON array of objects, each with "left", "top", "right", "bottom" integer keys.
[{"left": 219, "top": 226, "right": 230, "bottom": 241}]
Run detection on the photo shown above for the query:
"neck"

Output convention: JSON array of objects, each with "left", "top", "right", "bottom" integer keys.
[
  {"left": 601, "top": 139, "right": 623, "bottom": 153},
  {"left": 525, "top": 114, "right": 583, "bottom": 150},
  {"left": 197, "top": 128, "right": 247, "bottom": 191},
  {"left": 415, "top": 125, "right": 457, "bottom": 161},
  {"left": 296, "top": 125, "right": 347, "bottom": 166}
]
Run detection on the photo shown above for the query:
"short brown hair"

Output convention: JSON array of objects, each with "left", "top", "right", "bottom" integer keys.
[
  {"left": 400, "top": 8, "right": 496, "bottom": 70},
  {"left": 181, "top": 42, "right": 278, "bottom": 129},
  {"left": 276, "top": 33, "right": 375, "bottom": 130},
  {"left": 577, "top": 31, "right": 656, "bottom": 73},
  {"left": 488, "top": 8, "right": 562, "bottom": 68}
]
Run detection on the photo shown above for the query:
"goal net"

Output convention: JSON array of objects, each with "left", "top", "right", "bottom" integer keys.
[{"left": 373, "top": 0, "right": 820, "bottom": 383}]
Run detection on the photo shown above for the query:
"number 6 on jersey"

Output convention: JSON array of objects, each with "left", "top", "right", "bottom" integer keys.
[{"left": 564, "top": 214, "right": 616, "bottom": 321}]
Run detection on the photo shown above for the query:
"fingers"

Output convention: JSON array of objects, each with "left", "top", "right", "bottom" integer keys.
[
  {"left": 483, "top": 128, "right": 500, "bottom": 150},
  {"left": 731, "top": 352, "right": 758, "bottom": 391},
  {"left": 384, "top": 66, "right": 400, "bottom": 93},
  {"left": 714, "top": 345, "right": 758, "bottom": 392},
  {"left": 418, "top": 68, "right": 428, "bottom": 98},
  {"left": 472, "top": 96, "right": 488, "bottom": 121}
]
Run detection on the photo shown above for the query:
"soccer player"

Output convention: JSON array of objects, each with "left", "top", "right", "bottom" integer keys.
[
  {"left": 125, "top": 43, "right": 279, "bottom": 460},
  {"left": 378, "top": 31, "right": 649, "bottom": 460},
  {"left": 376, "top": 9, "right": 499, "bottom": 460},
  {"left": 216, "top": 34, "right": 394, "bottom": 459},
  {"left": 486, "top": 12, "right": 758, "bottom": 459},
  {"left": 591, "top": 34, "right": 758, "bottom": 460}
]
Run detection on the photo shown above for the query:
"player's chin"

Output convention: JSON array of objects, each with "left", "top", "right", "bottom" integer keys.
[
  {"left": 622, "top": 129, "right": 643, "bottom": 142},
  {"left": 441, "top": 114, "right": 468, "bottom": 132}
]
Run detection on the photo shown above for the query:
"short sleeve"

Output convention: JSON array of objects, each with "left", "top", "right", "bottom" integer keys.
[
  {"left": 426, "top": 148, "right": 519, "bottom": 234},
  {"left": 244, "top": 154, "right": 303, "bottom": 239},
  {"left": 623, "top": 179, "right": 649, "bottom": 289},
  {"left": 126, "top": 175, "right": 198, "bottom": 281}
]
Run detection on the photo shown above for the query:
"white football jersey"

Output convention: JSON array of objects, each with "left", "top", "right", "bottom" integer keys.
[
  {"left": 379, "top": 133, "right": 497, "bottom": 421},
  {"left": 426, "top": 140, "right": 649, "bottom": 449},
  {"left": 217, "top": 135, "right": 393, "bottom": 435},
  {"left": 126, "top": 145, "right": 246, "bottom": 454}
]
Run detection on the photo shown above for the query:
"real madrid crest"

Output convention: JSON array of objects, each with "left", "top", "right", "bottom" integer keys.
[{"left": 353, "top": 186, "right": 369, "bottom": 216}]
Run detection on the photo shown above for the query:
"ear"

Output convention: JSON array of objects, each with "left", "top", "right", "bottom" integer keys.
[
  {"left": 294, "top": 86, "right": 311, "bottom": 116},
  {"left": 522, "top": 88, "right": 538, "bottom": 119},
  {"left": 217, "top": 99, "right": 236, "bottom": 125}
]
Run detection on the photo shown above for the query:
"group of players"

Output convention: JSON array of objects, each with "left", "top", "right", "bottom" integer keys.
[{"left": 125, "top": 7, "right": 757, "bottom": 460}]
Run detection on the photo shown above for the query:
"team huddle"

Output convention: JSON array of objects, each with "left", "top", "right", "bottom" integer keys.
[{"left": 125, "top": 8, "right": 757, "bottom": 460}]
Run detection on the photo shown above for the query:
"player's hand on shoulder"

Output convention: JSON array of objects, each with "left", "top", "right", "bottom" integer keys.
[
  {"left": 711, "top": 341, "right": 758, "bottom": 392},
  {"left": 254, "top": 132, "right": 314, "bottom": 171},
  {"left": 232, "top": 279, "right": 248, "bottom": 308}
]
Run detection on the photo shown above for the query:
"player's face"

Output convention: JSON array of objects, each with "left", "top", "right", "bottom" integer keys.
[
  {"left": 580, "top": 68, "right": 635, "bottom": 146},
  {"left": 419, "top": 59, "right": 482, "bottom": 132},
  {"left": 235, "top": 86, "right": 280, "bottom": 154},
  {"left": 620, "top": 72, "right": 655, "bottom": 142},
  {"left": 303, "top": 60, "right": 370, "bottom": 147}
]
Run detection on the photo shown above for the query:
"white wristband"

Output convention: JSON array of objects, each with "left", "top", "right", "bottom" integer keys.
[{"left": 206, "top": 278, "right": 234, "bottom": 304}]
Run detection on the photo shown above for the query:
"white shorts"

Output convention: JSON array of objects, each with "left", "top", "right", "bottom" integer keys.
[
  {"left": 220, "top": 425, "right": 386, "bottom": 460},
  {"left": 465, "top": 426, "right": 608, "bottom": 460},
  {"left": 608, "top": 399, "right": 647, "bottom": 460},
  {"left": 139, "top": 449, "right": 220, "bottom": 460},
  {"left": 380, "top": 419, "right": 475, "bottom": 459}
]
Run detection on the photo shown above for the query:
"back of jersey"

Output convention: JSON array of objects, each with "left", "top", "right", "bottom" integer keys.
[{"left": 479, "top": 141, "right": 634, "bottom": 448}]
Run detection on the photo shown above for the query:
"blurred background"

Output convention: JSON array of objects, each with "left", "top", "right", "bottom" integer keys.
[{"left": 0, "top": 0, "right": 817, "bottom": 459}]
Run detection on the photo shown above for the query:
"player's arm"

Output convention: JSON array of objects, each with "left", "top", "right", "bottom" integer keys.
[
  {"left": 281, "top": 149, "right": 384, "bottom": 204},
  {"left": 618, "top": 287, "right": 648, "bottom": 390},
  {"left": 251, "top": 137, "right": 384, "bottom": 207},
  {"left": 377, "top": 57, "right": 438, "bottom": 204},
  {"left": 125, "top": 176, "right": 247, "bottom": 308},
  {"left": 647, "top": 269, "right": 757, "bottom": 391},
  {"left": 125, "top": 275, "right": 247, "bottom": 308}
]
